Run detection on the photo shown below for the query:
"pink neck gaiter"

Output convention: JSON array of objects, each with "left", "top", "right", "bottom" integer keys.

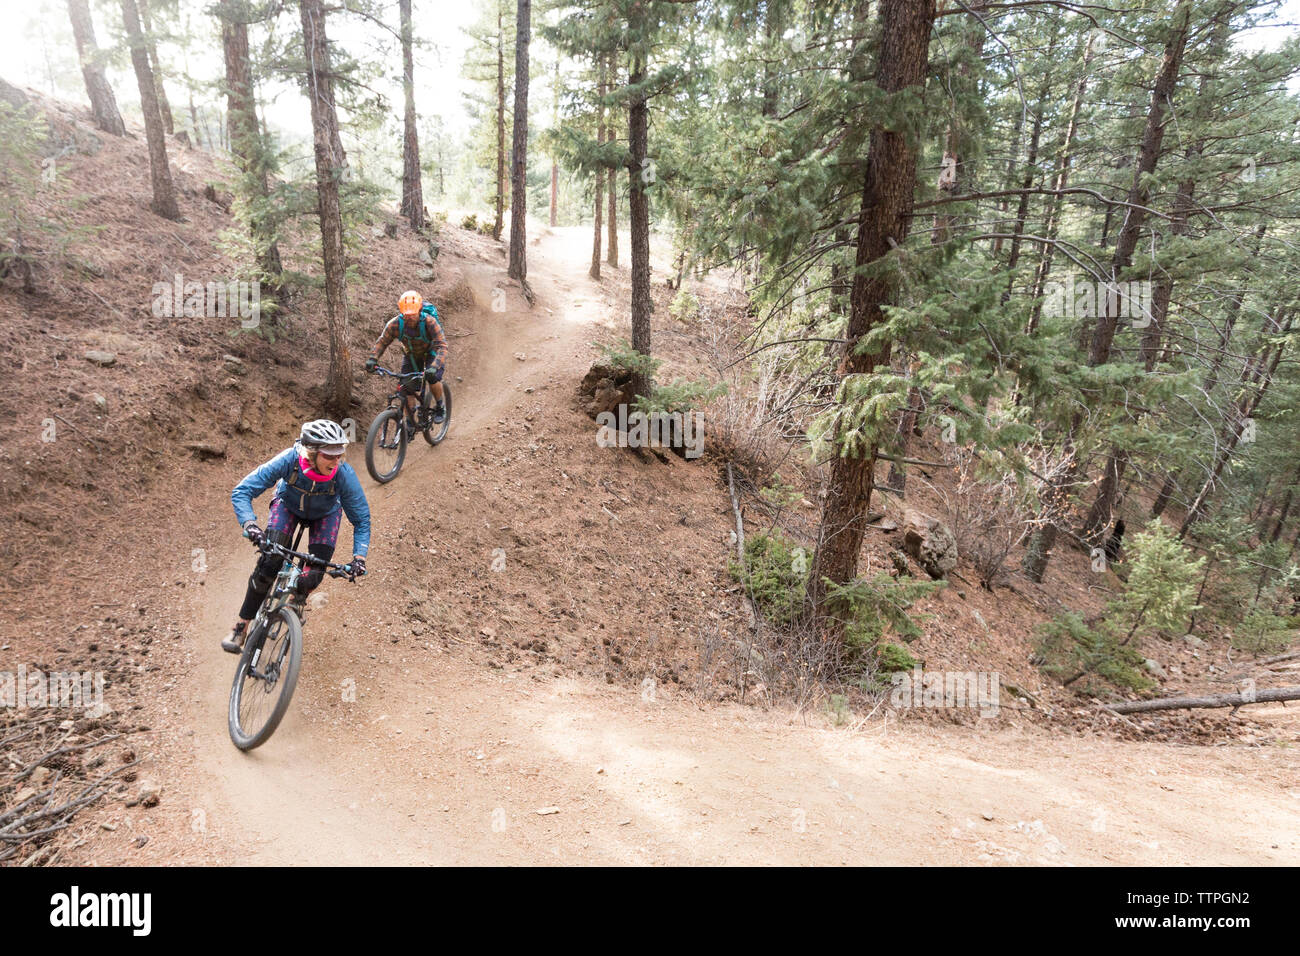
[{"left": 300, "top": 455, "right": 338, "bottom": 481}]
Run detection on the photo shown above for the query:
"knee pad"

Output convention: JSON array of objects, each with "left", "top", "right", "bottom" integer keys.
[
  {"left": 252, "top": 529, "right": 292, "bottom": 588},
  {"left": 297, "top": 543, "right": 335, "bottom": 594}
]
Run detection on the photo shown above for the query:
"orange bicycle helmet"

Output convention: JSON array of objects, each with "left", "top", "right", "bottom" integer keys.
[{"left": 398, "top": 290, "right": 423, "bottom": 316}]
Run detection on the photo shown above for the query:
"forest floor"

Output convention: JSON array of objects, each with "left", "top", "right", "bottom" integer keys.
[{"left": 1, "top": 96, "right": 1299, "bottom": 865}]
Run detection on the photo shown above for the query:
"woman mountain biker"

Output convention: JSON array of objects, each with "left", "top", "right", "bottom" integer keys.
[
  {"left": 365, "top": 290, "right": 448, "bottom": 440},
  {"left": 222, "top": 419, "right": 371, "bottom": 653}
]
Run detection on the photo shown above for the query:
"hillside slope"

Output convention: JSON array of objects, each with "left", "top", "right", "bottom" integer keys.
[{"left": 1, "top": 89, "right": 1298, "bottom": 866}]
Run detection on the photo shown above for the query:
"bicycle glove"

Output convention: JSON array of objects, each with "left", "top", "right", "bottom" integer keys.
[
  {"left": 350, "top": 556, "right": 366, "bottom": 577},
  {"left": 365, "top": 356, "right": 377, "bottom": 372},
  {"left": 243, "top": 522, "right": 264, "bottom": 547}
]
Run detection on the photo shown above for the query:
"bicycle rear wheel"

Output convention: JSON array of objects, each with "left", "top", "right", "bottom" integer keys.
[
  {"left": 422, "top": 383, "right": 452, "bottom": 446},
  {"left": 365, "top": 407, "right": 407, "bottom": 483},
  {"left": 228, "top": 607, "right": 303, "bottom": 751}
]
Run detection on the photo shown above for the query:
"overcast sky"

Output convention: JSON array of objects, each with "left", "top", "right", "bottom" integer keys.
[
  {"left": 3, "top": 0, "right": 1298, "bottom": 145},
  {"left": 5, "top": 0, "right": 483, "bottom": 141}
]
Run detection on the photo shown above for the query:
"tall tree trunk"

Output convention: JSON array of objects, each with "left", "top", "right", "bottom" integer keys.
[
  {"left": 1081, "top": 170, "right": 1196, "bottom": 543},
  {"left": 607, "top": 52, "right": 618, "bottom": 269},
  {"left": 932, "top": 0, "right": 987, "bottom": 245},
  {"left": 218, "top": 1, "right": 282, "bottom": 292},
  {"left": 137, "top": 0, "right": 174, "bottom": 135},
  {"left": 627, "top": 37, "right": 653, "bottom": 399},
  {"left": 1087, "top": 42, "right": 1225, "bottom": 525},
  {"left": 1002, "top": 27, "right": 1057, "bottom": 289},
  {"left": 885, "top": 372, "right": 923, "bottom": 491},
  {"left": 804, "top": 0, "right": 936, "bottom": 634},
  {"left": 399, "top": 0, "right": 424, "bottom": 230},
  {"left": 1270, "top": 463, "right": 1300, "bottom": 542},
  {"left": 761, "top": 0, "right": 782, "bottom": 118},
  {"left": 299, "top": 0, "right": 351, "bottom": 415},
  {"left": 1023, "top": 5, "right": 1189, "bottom": 582},
  {"left": 892, "top": 0, "right": 983, "bottom": 492},
  {"left": 550, "top": 58, "right": 559, "bottom": 228},
  {"left": 1180, "top": 310, "right": 1293, "bottom": 538},
  {"left": 120, "top": 0, "right": 179, "bottom": 220},
  {"left": 507, "top": 0, "right": 530, "bottom": 280},
  {"left": 607, "top": 167, "right": 618, "bottom": 266},
  {"left": 1026, "top": 33, "right": 1095, "bottom": 335},
  {"left": 67, "top": 0, "right": 125, "bottom": 136},
  {"left": 494, "top": 4, "right": 505, "bottom": 242},
  {"left": 188, "top": 93, "right": 203, "bottom": 149},
  {"left": 1088, "top": 3, "right": 1190, "bottom": 368},
  {"left": 1150, "top": 472, "right": 1178, "bottom": 518},
  {"left": 590, "top": 56, "right": 605, "bottom": 279},
  {"left": 1151, "top": 216, "right": 1264, "bottom": 521},
  {"left": 1205, "top": 222, "right": 1267, "bottom": 394}
]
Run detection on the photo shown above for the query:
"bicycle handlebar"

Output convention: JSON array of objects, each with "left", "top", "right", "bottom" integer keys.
[
  {"left": 370, "top": 366, "right": 424, "bottom": 382},
  {"left": 253, "top": 536, "right": 361, "bottom": 581}
]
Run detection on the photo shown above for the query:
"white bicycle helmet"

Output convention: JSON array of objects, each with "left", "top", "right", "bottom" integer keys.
[{"left": 299, "top": 419, "right": 348, "bottom": 452}]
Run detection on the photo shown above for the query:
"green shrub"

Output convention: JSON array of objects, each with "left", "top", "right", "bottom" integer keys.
[
  {"left": 759, "top": 474, "right": 804, "bottom": 512},
  {"left": 597, "top": 340, "right": 663, "bottom": 382},
  {"left": 728, "top": 530, "right": 807, "bottom": 628},
  {"left": 823, "top": 573, "right": 942, "bottom": 648},
  {"left": 1232, "top": 610, "right": 1297, "bottom": 656},
  {"left": 1108, "top": 520, "right": 1205, "bottom": 643},
  {"left": 877, "top": 643, "right": 919, "bottom": 673},
  {"left": 1044, "top": 519, "right": 1207, "bottom": 693},
  {"left": 0, "top": 102, "right": 56, "bottom": 289},
  {"left": 1036, "top": 612, "right": 1155, "bottom": 693},
  {"left": 460, "top": 213, "right": 479, "bottom": 231},
  {"left": 668, "top": 288, "right": 700, "bottom": 323},
  {"left": 824, "top": 693, "right": 851, "bottom": 725},
  {"left": 729, "top": 532, "right": 938, "bottom": 678},
  {"left": 633, "top": 378, "right": 726, "bottom": 416}
]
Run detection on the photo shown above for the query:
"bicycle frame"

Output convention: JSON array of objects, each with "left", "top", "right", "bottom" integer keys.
[
  {"left": 251, "top": 525, "right": 306, "bottom": 627},
  {"left": 375, "top": 366, "right": 438, "bottom": 427},
  {"left": 245, "top": 525, "right": 355, "bottom": 675}
]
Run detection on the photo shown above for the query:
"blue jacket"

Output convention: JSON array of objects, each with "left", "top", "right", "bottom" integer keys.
[{"left": 231, "top": 447, "right": 371, "bottom": 557}]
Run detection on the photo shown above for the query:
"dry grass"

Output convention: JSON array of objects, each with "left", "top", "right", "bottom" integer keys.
[{"left": 931, "top": 447, "right": 1034, "bottom": 590}]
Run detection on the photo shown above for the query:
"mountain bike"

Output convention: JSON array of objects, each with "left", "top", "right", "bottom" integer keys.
[
  {"left": 228, "top": 525, "right": 358, "bottom": 751},
  {"left": 364, "top": 364, "right": 453, "bottom": 483}
]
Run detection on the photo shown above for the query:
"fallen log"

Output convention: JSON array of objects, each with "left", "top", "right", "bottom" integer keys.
[{"left": 1105, "top": 685, "right": 1300, "bottom": 715}]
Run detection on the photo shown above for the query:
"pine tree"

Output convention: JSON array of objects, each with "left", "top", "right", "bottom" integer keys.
[
  {"left": 508, "top": 0, "right": 531, "bottom": 281},
  {"left": 137, "top": 0, "right": 174, "bottom": 135},
  {"left": 803, "top": 0, "right": 938, "bottom": 637},
  {"left": 216, "top": 0, "right": 282, "bottom": 295},
  {"left": 66, "top": 0, "right": 125, "bottom": 136},
  {"left": 120, "top": 0, "right": 179, "bottom": 219},
  {"left": 299, "top": 0, "right": 351, "bottom": 414},
  {"left": 399, "top": 0, "right": 424, "bottom": 230}
]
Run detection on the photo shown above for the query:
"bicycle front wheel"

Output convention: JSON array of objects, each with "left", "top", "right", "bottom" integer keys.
[
  {"left": 365, "top": 407, "right": 407, "bottom": 483},
  {"left": 422, "top": 383, "right": 452, "bottom": 446},
  {"left": 228, "top": 607, "right": 303, "bottom": 751}
]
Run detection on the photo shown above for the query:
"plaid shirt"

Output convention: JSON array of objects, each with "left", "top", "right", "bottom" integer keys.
[{"left": 370, "top": 312, "right": 448, "bottom": 366}]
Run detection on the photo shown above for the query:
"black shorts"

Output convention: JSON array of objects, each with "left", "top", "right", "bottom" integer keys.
[{"left": 399, "top": 354, "right": 444, "bottom": 395}]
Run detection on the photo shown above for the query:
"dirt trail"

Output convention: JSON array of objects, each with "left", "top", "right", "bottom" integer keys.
[{"left": 87, "top": 229, "right": 1300, "bottom": 866}]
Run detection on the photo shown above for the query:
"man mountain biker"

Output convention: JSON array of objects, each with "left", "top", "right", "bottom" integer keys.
[
  {"left": 365, "top": 290, "right": 448, "bottom": 441},
  {"left": 222, "top": 419, "right": 371, "bottom": 653}
]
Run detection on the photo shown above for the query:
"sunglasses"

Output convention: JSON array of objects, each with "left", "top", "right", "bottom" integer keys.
[{"left": 315, "top": 450, "right": 344, "bottom": 461}]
